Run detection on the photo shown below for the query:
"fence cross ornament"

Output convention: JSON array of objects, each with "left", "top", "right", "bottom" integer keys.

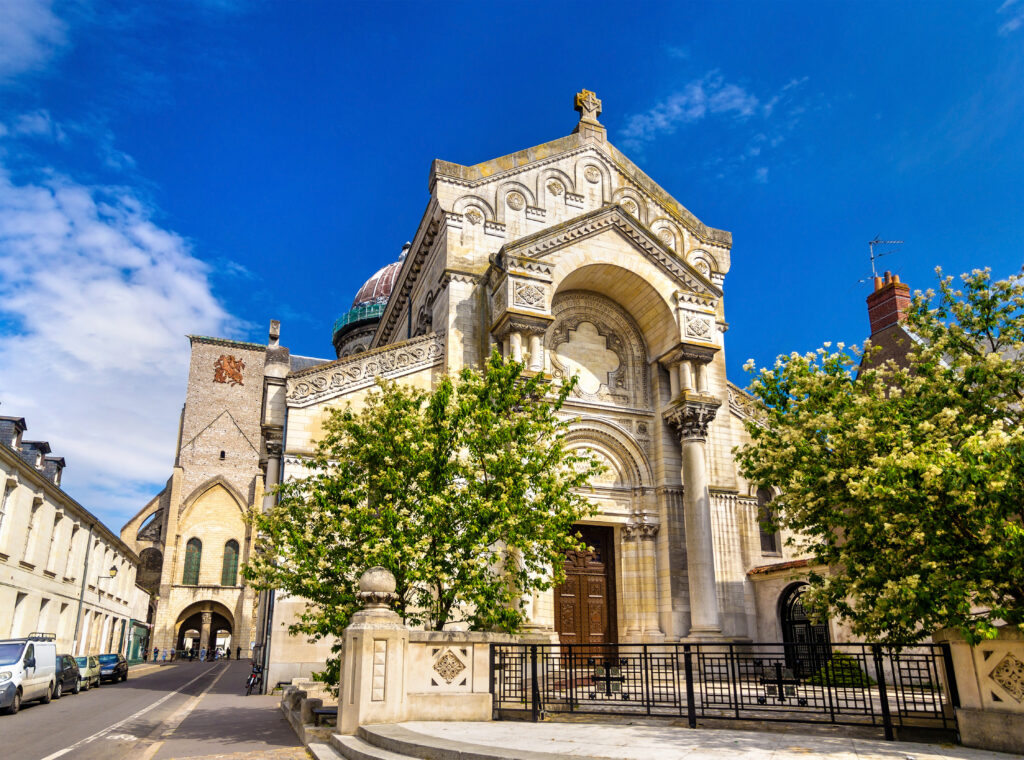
[
  {"left": 758, "top": 661, "right": 803, "bottom": 705},
  {"left": 589, "top": 658, "right": 627, "bottom": 699}
]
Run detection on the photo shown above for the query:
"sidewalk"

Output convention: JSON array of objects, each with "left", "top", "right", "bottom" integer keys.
[
  {"left": 148, "top": 660, "right": 309, "bottom": 760},
  {"left": 395, "top": 720, "right": 1017, "bottom": 760}
]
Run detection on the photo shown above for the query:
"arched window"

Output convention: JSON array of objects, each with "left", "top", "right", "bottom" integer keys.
[
  {"left": 182, "top": 538, "right": 202, "bottom": 585},
  {"left": 221, "top": 540, "right": 239, "bottom": 586},
  {"left": 757, "top": 488, "right": 780, "bottom": 554}
]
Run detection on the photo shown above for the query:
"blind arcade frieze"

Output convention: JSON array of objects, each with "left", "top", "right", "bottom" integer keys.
[{"left": 286, "top": 333, "right": 445, "bottom": 407}]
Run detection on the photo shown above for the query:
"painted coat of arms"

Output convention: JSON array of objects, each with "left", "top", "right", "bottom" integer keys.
[{"left": 214, "top": 354, "right": 245, "bottom": 386}]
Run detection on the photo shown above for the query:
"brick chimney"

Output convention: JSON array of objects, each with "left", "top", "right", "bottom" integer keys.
[{"left": 866, "top": 270, "right": 911, "bottom": 335}]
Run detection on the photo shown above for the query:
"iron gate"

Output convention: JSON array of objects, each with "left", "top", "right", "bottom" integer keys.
[{"left": 490, "top": 642, "right": 959, "bottom": 740}]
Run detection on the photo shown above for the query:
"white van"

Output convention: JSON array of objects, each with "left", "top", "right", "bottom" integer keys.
[{"left": 0, "top": 633, "right": 57, "bottom": 715}]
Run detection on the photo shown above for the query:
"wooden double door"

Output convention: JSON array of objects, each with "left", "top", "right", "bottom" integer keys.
[{"left": 554, "top": 524, "right": 617, "bottom": 645}]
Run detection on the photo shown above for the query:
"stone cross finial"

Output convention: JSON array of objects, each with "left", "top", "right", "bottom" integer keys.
[{"left": 574, "top": 89, "right": 603, "bottom": 125}]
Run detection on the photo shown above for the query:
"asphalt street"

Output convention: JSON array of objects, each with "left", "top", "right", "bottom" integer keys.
[{"left": 4, "top": 659, "right": 307, "bottom": 760}]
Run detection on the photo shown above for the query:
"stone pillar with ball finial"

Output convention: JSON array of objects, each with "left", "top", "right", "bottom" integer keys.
[{"left": 338, "top": 567, "right": 411, "bottom": 734}]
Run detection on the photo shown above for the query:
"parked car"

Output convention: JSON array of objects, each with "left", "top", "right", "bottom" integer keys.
[
  {"left": 97, "top": 653, "right": 127, "bottom": 683},
  {"left": 0, "top": 632, "right": 57, "bottom": 715},
  {"left": 74, "top": 655, "right": 101, "bottom": 690},
  {"left": 54, "top": 654, "right": 80, "bottom": 698}
]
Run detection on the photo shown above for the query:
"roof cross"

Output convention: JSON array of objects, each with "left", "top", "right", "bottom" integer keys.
[{"left": 574, "top": 89, "right": 603, "bottom": 125}]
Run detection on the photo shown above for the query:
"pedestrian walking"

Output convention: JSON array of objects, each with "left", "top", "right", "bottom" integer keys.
[
  {"left": 200, "top": 646, "right": 206, "bottom": 661},
  {"left": 143, "top": 648, "right": 149, "bottom": 662},
  {"left": 189, "top": 648, "right": 195, "bottom": 661},
  {"left": 161, "top": 649, "right": 167, "bottom": 663},
  {"left": 225, "top": 647, "right": 231, "bottom": 660},
  {"left": 153, "top": 647, "right": 160, "bottom": 662},
  {"left": 236, "top": 646, "right": 241, "bottom": 660}
]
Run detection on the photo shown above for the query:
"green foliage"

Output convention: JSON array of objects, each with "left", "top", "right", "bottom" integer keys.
[
  {"left": 805, "top": 652, "right": 875, "bottom": 687},
  {"left": 243, "top": 350, "right": 600, "bottom": 684},
  {"left": 737, "top": 268, "right": 1024, "bottom": 644}
]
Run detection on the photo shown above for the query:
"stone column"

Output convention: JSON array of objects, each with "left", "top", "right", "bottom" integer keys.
[
  {"left": 509, "top": 331, "right": 523, "bottom": 362},
  {"left": 527, "top": 333, "right": 543, "bottom": 373},
  {"left": 339, "top": 568, "right": 409, "bottom": 735},
  {"left": 668, "top": 362, "right": 680, "bottom": 398},
  {"left": 620, "top": 524, "right": 642, "bottom": 640},
  {"left": 638, "top": 522, "right": 664, "bottom": 640},
  {"left": 199, "top": 611, "right": 212, "bottom": 652},
  {"left": 680, "top": 361, "right": 694, "bottom": 392},
  {"left": 665, "top": 392, "right": 723, "bottom": 638}
]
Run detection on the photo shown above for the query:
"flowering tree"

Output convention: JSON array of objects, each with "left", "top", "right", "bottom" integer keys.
[
  {"left": 737, "top": 269, "right": 1024, "bottom": 643},
  {"left": 244, "top": 351, "right": 600, "bottom": 681}
]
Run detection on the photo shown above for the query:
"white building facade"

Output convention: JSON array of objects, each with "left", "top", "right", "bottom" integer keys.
[{"left": 0, "top": 416, "right": 149, "bottom": 657}]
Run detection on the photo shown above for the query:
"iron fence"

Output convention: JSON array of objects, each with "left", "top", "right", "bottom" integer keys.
[{"left": 490, "top": 642, "right": 959, "bottom": 740}]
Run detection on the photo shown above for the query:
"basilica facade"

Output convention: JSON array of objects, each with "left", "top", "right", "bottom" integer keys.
[{"left": 122, "top": 91, "right": 814, "bottom": 686}]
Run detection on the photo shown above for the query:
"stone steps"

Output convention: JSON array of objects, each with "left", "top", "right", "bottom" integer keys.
[{"left": 326, "top": 724, "right": 601, "bottom": 760}]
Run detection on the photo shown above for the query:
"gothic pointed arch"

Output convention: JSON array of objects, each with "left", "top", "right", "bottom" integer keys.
[{"left": 179, "top": 475, "right": 248, "bottom": 520}]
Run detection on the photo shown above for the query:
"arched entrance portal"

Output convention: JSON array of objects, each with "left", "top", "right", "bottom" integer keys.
[
  {"left": 174, "top": 601, "right": 234, "bottom": 655},
  {"left": 779, "top": 583, "right": 831, "bottom": 677}
]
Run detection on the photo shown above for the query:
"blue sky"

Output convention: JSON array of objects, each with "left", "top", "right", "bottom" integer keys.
[{"left": 1, "top": 0, "right": 1022, "bottom": 530}]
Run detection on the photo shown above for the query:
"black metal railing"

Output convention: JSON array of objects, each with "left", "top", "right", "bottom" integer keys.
[{"left": 490, "top": 642, "right": 958, "bottom": 739}]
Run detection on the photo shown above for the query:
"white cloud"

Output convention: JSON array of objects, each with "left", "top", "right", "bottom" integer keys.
[
  {"left": 0, "top": 159, "right": 237, "bottom": 527},
  {"left": 998, "top": 0, "right": 1024, "bottom": 34},
  {"left": 0, "top": 0, "right": 67, "bottom": 83},
  {"left": 620, "top": 72, "right": 761, "bottom": 148},
  {"left": 754, "top": 167, "right": 769, "bottom": 184}
]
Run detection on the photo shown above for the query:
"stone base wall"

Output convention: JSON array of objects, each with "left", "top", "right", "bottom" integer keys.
[{"left": 934, "top": 625, "right": 1024, "bottom": 754}]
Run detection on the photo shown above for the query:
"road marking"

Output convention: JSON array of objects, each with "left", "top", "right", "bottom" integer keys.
[
  {"left": 38, "top": 666, "right": 223, "bottom": 760},
  {"left": 134, "top": 664, "right": 230, "bottom": 760}
]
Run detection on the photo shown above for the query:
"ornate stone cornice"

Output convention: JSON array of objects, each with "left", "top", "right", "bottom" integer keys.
[
  {"left": 286, "top": 333, "right": 445, "bottom": 407},
  {"left": 490, "top": 312, "right": 553, "bottom": 338},
  {"left": 657, "top": 343, "right": 719, "bottom": 369},
  {"left": 727, "top": 381, "right": 767, "bottom": 427},
  {"left": 663, "top": 392, "right": 722, "bottom": 442},
  {"left": 502, "top": 205, "right": 720, "bottom": 299}
]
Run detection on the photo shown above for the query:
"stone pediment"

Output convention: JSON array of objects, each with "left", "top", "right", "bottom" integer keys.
[
  {"left": 498, "top": 205, "right": 722, "bottom": 299},
  {"left": 287, "top": 332, "right": 445, "bottom": 408},
  {"left": 431, "top": 135, "right": 731, "bottom": 250}
]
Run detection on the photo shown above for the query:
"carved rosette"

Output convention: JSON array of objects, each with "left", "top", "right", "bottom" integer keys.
[{"left": 664, "top": 396, "right": 721, "bottom": 442}]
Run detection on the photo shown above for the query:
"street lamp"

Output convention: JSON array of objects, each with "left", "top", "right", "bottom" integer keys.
[{"left": 98, "top": 565, "right": 118, "bottom": 584}]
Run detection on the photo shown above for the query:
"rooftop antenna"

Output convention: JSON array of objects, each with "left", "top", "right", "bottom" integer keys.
[{"left": 865, "top": 236, "right": 904, "bottom": 281}]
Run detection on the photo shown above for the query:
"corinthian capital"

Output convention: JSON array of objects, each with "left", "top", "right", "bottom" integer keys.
[{"left": 664, "top": 392, "right": 722, "bottom": 442}]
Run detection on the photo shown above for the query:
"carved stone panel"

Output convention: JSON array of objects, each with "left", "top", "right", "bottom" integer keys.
[{"left": 548, "top": 291, "right": 651, "bottom": 409}]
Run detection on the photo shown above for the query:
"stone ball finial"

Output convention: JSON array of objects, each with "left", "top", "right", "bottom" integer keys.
[{"left": 357, "top": 566, "right": 398, "bottom": 609}]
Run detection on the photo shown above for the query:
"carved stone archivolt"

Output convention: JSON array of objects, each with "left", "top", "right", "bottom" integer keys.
[
  {"left": 548, "top": 291, "right": 651, "bottom": 410},
  {"left": 664, "top": 394, "right": 721, "bottom": 442},
  {"left": 287, "top": 333, "right": 445, "bottom": 407}
]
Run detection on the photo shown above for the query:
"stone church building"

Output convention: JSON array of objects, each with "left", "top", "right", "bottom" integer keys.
[{"left": 121, "top": 91, "right": 827, "bottom": 684}]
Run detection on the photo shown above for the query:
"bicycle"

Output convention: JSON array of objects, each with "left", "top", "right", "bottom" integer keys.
[{"left": 245, "top": 662, "right": 263, "bottom": 696}]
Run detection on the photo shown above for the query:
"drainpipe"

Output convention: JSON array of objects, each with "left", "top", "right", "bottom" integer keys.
[{"left": 72, "top": 523, "right": 94, "bottom": 655}]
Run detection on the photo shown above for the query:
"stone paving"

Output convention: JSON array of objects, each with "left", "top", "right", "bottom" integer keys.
[{"left": 400, "top": 720, "right": 1020, "bottom": 760}]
